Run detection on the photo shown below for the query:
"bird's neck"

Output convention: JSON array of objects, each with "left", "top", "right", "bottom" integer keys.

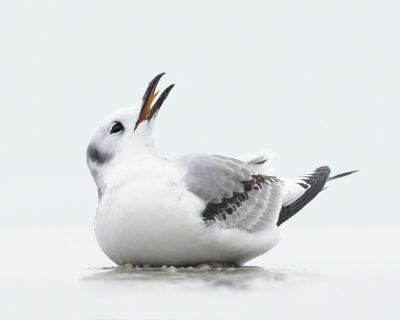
[
  {"left": 94, "top": 128, "right": 163, "bottom": 199},
  {"left": 97, "top": 149, "right": 163, "bottom": 200}
]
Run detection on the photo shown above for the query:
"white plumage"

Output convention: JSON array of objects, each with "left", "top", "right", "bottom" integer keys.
[{"left": 87, "top": 73, "right": 354, "bottom": 267}]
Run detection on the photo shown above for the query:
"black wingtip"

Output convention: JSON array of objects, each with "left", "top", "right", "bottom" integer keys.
[{"left": 277, "top": 166, "right": 331, "bottom": 226}]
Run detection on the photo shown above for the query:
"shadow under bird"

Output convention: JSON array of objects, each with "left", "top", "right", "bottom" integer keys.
[{"left": 87, "top": 73, "right": 357, "bottom": 267}]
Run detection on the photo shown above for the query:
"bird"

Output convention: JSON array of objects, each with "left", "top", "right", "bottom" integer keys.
[{"left": 87, "top": 73, "right": 357, "bottom": 267}]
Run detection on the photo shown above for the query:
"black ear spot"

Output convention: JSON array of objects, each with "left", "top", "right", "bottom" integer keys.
[
  {"left": 87, "top": 144, "right": 111, "bottom": 164},
  {"left": 110, "top": 122, "right": 124, "bottom": 134}
]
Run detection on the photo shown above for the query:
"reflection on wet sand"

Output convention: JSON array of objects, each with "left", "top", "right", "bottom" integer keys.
[{"left": 83, "top": 265, "right": 315, "bottom": 290}]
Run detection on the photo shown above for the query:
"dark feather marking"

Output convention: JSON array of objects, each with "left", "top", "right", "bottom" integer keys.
[
  {"left": 297, "top": 182, "right": 309, "bottom": 189},
  {"left": 87, "top": 145, "right": 111, "bottom": 165},
  {"left": 254, "top": 159, "right": 268, "bottom": 165},
  {"left": 202, "top": 175, "right": 277, "bottom": 222},
  {"left": 277, "top": 166, "right": 331, "bottom": 226}
]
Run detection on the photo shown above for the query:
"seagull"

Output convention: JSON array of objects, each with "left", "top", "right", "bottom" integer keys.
[{"left": 87, "top": 73, "right": 356, "bottom": 267}]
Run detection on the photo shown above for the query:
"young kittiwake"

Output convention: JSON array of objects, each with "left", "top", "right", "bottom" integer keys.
[{"left": 87, "top": 73, "right": 357, "bottom": 267}]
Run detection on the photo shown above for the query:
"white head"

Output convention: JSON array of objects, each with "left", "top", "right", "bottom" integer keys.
[{"left": 87, "top": 73, "right": 174, "bottom": 196}]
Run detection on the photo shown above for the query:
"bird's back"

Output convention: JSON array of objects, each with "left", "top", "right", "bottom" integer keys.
[{"left": 168, "top": 153, "right": 330, "bottom": 233}]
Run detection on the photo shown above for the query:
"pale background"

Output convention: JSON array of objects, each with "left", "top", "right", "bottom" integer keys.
[{"left": 0, "top": 1, "right": 399, "bottom": 319}]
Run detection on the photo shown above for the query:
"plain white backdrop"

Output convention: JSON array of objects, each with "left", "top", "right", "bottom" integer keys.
[
  {"left": 1, "top": 0, "right": 399, "bottom": 229},
  {"left": 1, "top": 1, "right": 399, "bottom": 319}
]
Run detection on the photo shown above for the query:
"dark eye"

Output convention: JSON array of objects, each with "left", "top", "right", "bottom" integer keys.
[{"left": 110, "top": 122, "right": 124, "bottom": 134}]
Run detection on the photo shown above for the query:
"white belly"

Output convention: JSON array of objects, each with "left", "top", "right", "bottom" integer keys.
[{"left": 94, "top": 164, "right": 281, "bottom": 267}]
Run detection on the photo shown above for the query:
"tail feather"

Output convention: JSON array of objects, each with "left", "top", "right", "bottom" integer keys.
[{"left": 277, "top": 168, "right": 358, "bottom": 226}]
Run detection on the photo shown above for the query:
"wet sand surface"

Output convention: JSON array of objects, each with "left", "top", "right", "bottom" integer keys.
[
  {"left": 1, "top": 226, "right": 399, "bottom": 319},
  {"left": 84, "top": 264, "right": 310, "bottom": 290}
]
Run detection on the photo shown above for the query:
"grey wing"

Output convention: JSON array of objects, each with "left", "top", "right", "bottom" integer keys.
[{"left": 168, "top": 154, "right": 285, "bottom": 233}]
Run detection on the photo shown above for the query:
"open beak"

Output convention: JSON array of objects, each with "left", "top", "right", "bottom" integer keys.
[{"left": 134, "top": 73, "right": 174, "bottom": 130}]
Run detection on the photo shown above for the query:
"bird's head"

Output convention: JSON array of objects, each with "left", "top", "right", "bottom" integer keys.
[{"left": 86, "top": 73, "right": 174, "bottom": 191}]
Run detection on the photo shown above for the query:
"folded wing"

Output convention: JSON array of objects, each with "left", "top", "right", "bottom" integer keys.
[{"left": 168, "top": 154, "right": 285, "bottom": 233}]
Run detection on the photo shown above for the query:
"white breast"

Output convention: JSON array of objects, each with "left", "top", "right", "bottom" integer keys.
[
  {"left": 94, "top": 158, "right": 281, "bottom": 267},
  {"left": 94, "top": 158, "right": 203, "bottom": 266}
]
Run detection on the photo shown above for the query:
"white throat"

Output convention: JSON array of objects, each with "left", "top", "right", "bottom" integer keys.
[{"left": 89, "top": 123, "right": 162, "bottom": 199}]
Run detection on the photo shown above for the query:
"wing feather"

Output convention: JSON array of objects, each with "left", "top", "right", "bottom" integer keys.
[{"left": 168, "top": 154, "right": 284, "bottom": 233}]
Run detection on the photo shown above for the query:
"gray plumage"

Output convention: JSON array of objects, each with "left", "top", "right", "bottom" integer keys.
[{"left": 168, "top": 154, "right": 285, "bottom": 233}]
